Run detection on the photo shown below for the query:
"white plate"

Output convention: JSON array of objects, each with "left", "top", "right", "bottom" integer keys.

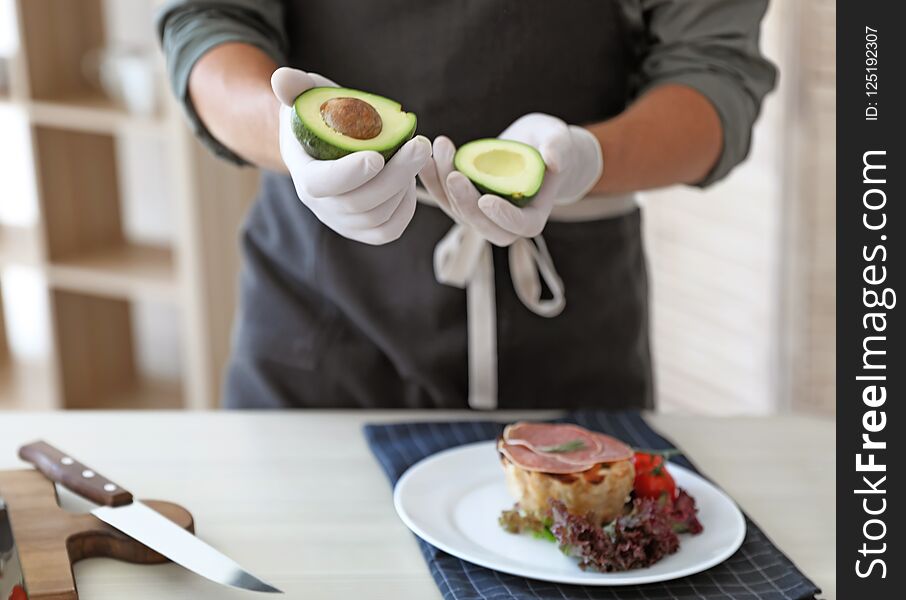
[{"left": 394, "top": 441, "right": 746, "bottom": 586}]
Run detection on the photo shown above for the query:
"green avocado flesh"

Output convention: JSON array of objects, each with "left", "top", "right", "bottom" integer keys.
[
  {"left": 292, "top": 87, "right": 417, "bottom": 160},
  {"left": 454, "top": 139, "right": 546, "bottom": 207}
]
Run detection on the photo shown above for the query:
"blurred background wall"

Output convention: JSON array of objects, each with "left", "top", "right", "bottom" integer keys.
[
  {"left": 0, "top": 0, "right": 835, "bottom": 415},
  {"left": 643, "top": 0, "right": 836, "bottom": 415}
]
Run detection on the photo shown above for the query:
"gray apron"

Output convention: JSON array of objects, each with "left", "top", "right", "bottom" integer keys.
[{"left": 224, "top": 0, "right": 653, "bottom": 410}]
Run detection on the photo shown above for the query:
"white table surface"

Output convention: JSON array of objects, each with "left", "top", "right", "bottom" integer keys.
[{"left": 0, "top": 411, "right": 834, "bottom": 600}]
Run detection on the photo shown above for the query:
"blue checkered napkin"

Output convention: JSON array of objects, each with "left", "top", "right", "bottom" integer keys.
[{"left": 364, "top": 411, "right": 821, "bottom": 600}]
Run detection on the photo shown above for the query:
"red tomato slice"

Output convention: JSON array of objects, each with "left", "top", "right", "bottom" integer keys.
[
  {"left": 9, "top": 584, "right": 28, "bottom": 600},
  {"left": 632, "top": 451, "right": 677, "bottom": 500}
]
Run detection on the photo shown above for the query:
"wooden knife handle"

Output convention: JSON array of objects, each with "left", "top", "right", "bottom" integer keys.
[{"left": 18, "top": 441, "right": 134, "bottom": 507}]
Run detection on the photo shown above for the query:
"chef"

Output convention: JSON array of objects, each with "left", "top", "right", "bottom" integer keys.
[{"left": 157, "top": 0, "right": 776, "bottom": 410}]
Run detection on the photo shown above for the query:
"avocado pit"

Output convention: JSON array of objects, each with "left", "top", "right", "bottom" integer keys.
[
  {"left": 292, "top": 86, "right": 417, "bottom": 160},
  {"left": 320, "top": 97, "right": 383, "bottom": 140}
]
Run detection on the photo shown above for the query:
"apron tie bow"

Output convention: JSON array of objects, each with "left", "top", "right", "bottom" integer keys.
[
  {"left": 422, "top": 190, "right": 636, "bottom": 410},
  {"left": 433, "top": 223, "right": 565, "bottom": 409}
]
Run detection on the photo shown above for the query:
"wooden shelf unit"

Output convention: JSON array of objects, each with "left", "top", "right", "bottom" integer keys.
[{"left": 0, "top": 0, "right": 259, "bottom": 410}]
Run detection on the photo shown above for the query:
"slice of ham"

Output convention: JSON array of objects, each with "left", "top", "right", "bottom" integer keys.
[
  {"left": 498, "top": 439, "right": 591, "bottom": 473},
  {"left": 587, "top": 432, "right": 634, "bottom": 463},
  {"left": 499, "top": 422, "right": 633, "bottom": 473},
  {"left": 504, "top": 423, "right": 603, "bottom": 465}
]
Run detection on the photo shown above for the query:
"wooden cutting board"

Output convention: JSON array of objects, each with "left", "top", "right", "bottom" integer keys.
[{"left": 0, "top": 469, "right": 193, "bottom": 600}]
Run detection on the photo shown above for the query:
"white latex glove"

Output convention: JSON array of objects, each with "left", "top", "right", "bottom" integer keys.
[
  {"left": 272, "top": 67, "right": 432, "bottom": 245},
  {"left": 419, "top": 113, "right": 602, "bottom": 246}
]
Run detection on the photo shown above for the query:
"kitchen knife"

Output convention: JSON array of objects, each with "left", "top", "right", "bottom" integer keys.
[
  {"left": 1, "top": 499, "right": 28, "bottom": 600},
  {"left": 19, "top": 441, "right": 281, "bottom": 594}
]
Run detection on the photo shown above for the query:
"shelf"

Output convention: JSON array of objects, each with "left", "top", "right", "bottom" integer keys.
[
  {"left": 26, "top": 95, "right": 167, "bottom": 137},
  {"left": 2, "top": 95, "right": 167, "bottom": 136},
  {"left": 0, "top": 364, "right": 180, "bottom": 411},
  {"left": 92, "top": 377, "right": 183, "bottom": 410},
  {"left": 51, "top": 289, "right": 185, "bottom": 409},
  {"left": 47, "top": 243, "right": 179, "bottom": 304},
  {"left": 0, "top": 365, "right": 183, "bottom": 410},
  {"left": 0, "top": 226, "right": 43, "bottom": 267}
]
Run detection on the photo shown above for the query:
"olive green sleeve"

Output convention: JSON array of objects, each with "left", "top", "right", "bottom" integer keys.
[
  {"left": 624, "top": 0, "right": 778, "bottom": 187},
  {"left": 155, "top": 0, "right": 288, "bottom": 166}
]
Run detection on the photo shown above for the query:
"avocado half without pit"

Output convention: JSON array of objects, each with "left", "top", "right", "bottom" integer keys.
[
  {"left": 454, "top": 139, "right": 546, "bottom": 207},
  {"left": 292, "top": 87, "right": 417, "bottom": 160}
]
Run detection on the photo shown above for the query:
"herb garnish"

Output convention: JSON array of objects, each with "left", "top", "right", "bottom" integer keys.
[{"left": 632, "top": 448, "right": 682, "bottom": 459}]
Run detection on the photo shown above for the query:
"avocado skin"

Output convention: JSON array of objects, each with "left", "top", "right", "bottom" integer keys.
[
  {"left": 472, "top": 181, "right": 537, "bottom": 207},
  {"left": 291, "top": 109, "right": 416, "bottom": 161}
]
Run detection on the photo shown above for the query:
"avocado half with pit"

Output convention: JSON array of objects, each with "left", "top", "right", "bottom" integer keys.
[
  {"left": 291, "top": 87, "right": 417, "bottom": 161},
  {"left": 454, "top": 139, "right": 546, "bottom": 207}
]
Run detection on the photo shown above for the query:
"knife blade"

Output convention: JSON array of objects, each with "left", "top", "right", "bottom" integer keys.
[
  {"left": 1, "top": 498, "right": 28, "bottom": 600},
  {"left": 19, "top": 441, "right": 281, "bottom": 594}
]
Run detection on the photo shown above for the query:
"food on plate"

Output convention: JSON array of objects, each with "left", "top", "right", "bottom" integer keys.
[
  {"left": 632, "top": 449, "right": 679, "bottom": 499},
  {"left": 454, "top": 139, "right": 546, "bottom": 206},
  {"left": 292, "top": 87, "right": 417, "bottom": 160},
  {"left": 498, "top": 422, "right": 634, "bottom": 524},
  {"left": 497, "top": 422, "right": 703, "bottom": 572},
  {"left": 8, "top": 585, "right": 28, "bottom": 600},
  {"left": 550, "top": 489, "right": 703, "bottom": 572}
]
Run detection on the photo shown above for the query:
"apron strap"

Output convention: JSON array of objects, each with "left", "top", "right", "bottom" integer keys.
[
  {"left": 433, "top": 224, "right": 565, "bottom": 409},
  {"left": 509, "top": 235, "right": 566, "bottom": 319},
  {"left": 434, "top": 224, "right": 497, "bottom": 409},
  {"left": 425, "top": 190, "right": 636, "bottom": 410}
]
